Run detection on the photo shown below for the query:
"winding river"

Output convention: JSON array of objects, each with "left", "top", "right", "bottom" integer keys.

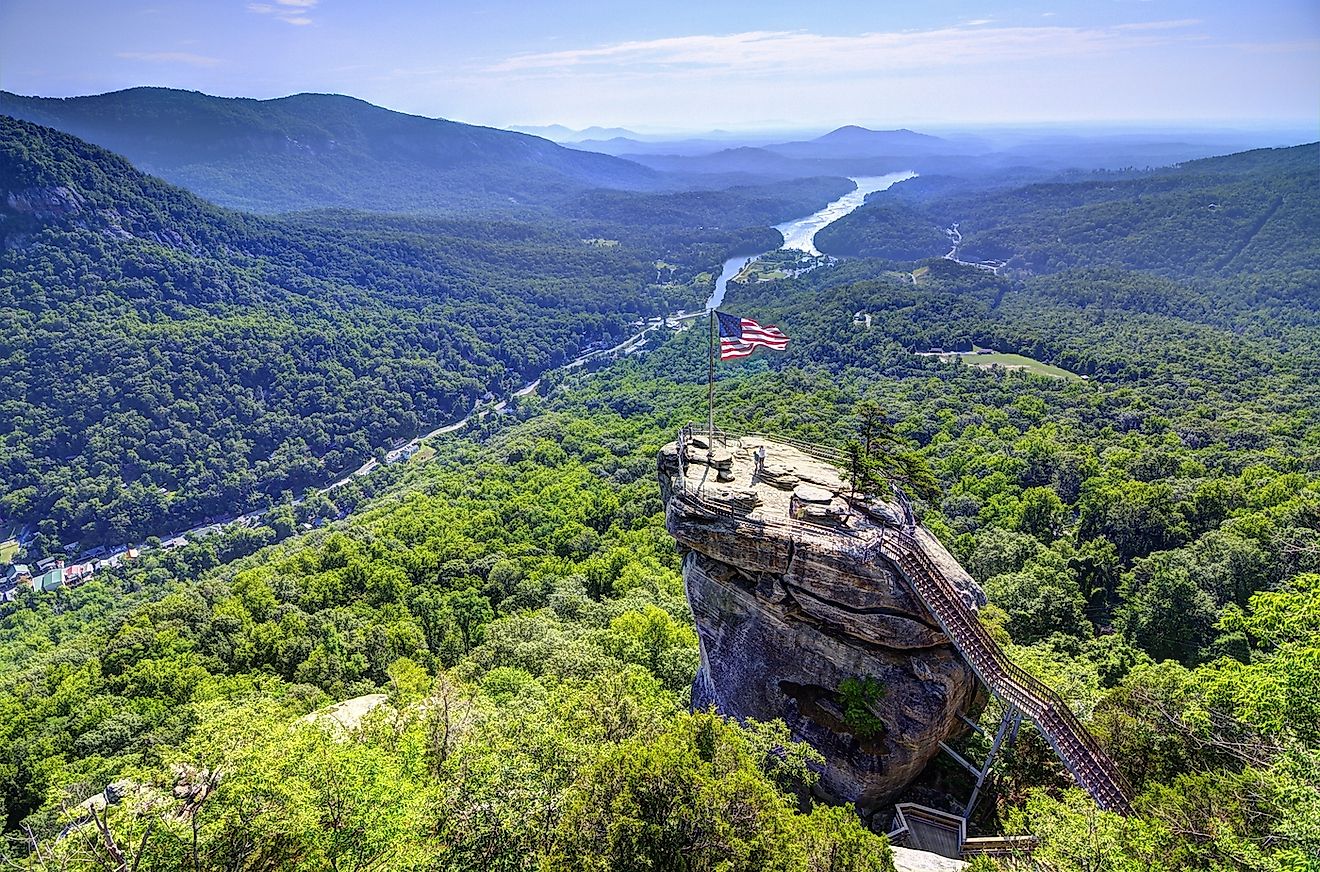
[
  {"left": 705, "top": 171, "right": 916, "bottom": 310},
  {"left": 99, "top": 171, "right": 917, "bottom": 564}
]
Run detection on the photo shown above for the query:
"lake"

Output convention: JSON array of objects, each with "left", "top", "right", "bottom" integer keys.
[{"left": 706, "top": 171, "right": 916, "bottom": 310}]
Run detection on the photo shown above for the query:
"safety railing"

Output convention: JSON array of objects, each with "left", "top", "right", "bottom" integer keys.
[
  {"left": 669, "top": 426, "right": 882, "bottom": 562},
  {"left": 668, "top": 424, "right": 1134, "bottom": 815},
  {"left": 882, "top": 531, "right": 1134, "bottom": 814}
]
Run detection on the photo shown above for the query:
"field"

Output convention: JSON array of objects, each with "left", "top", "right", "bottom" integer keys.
[{"left": 936, "top": 348, "right": 1083, "bottom": 380}]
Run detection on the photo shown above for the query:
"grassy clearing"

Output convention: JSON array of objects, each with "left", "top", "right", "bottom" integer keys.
[
  {"left": 946, "top": 350, "right": 1082, "bottom": 380},
  {"left": 0, "top": 539, "right": 19, "bottom": 564}
]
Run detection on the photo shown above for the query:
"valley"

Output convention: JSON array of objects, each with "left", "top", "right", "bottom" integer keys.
[{"left": 0, "top": 28, "right": 1317, "bottom": 870}]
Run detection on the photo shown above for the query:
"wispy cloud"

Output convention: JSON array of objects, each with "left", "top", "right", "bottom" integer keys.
[
  {"left": 1113, "top": 19, "right": 1201, "bottom": 31},
  {"left": 117, "top": 51, "right": 221, "bottom": 67},
  {"left": 488, "top": 21, "right": 1203, "bottom": 77},
  {"left": 248, "top": 0, "right": 318, "bottom": 26}
]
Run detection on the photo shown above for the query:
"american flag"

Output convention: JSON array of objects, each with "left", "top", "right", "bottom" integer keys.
[{"left": 717, "top": 310, "right": 790, "bottom": 360}]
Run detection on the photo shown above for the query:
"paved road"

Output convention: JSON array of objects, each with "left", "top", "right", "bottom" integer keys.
[{"left": 943, "top": 223, "right": 1006, "bottom": 274}]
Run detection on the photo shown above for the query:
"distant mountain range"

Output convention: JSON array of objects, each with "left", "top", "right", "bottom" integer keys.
[
  {"left": 557, "top": 122, "right": 1310, "bottom": 181},
  {"left": 0, "top": 88, "right": 665, "bottom": 213},
  {"left": 6, "top": 89, "right": 1307, "bottom": 217},
  {"left": 767, "top": 126, "right": 958, "bottom": 159},
  {"left": 511, "top": 124, "right": 643, "bottom": 142}
]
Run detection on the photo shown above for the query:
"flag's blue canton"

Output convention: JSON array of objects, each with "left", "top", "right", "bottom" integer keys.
[{"left": 716, "top": 310, "right": 743, "bottom": 339}]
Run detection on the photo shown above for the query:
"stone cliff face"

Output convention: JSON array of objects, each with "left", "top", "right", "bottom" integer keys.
[
  {"left": 2, "top": 184, "right": 194, "bottom": 252},
  {"left": 660, "top": 435, "right": 985, "bottom": 809}
]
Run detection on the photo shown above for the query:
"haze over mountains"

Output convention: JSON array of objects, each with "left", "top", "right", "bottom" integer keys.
[
  {"left": 0, "top": 88, "right": 666, "bottom": 213},
  {"left": 5, "top": 87, "right": 1309, "bottom": 219}
]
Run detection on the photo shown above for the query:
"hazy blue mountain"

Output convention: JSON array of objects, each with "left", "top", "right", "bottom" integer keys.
[
  {"left": 509, "top": 123, "right": 580, "bottom": 140},
  {"left": 767, "top": 126, "right": 958, "bottom": 159},
  {"left": 510, "top": 123, "right": 641, "bottom": 142},
  {"left": 626, "top": 146, "right": 814, "bottom": 176},
  {"left": 0, "top": 88, "right": 663, "bottom": 213}
]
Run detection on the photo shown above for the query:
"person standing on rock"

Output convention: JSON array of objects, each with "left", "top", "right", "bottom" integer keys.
[{"left": 753, "top": 445, "right": 767, "bottom": 479}]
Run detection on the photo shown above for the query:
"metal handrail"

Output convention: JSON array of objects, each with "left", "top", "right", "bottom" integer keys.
[
  {"left": 743, "top": 431, "right": 848, "bottom": 465},
  {"left": 883, "top": 531, "right": 1134, "bottom": 814},
  {"left": 666, "top": 426, "right": 1134, "bottom": 815}
]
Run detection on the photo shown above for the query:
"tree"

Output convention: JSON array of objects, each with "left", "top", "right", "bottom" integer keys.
[
  {"left": 1016, "top": 486, "right": 1065, "bottom": 541},
  {"left": 986, "top": 568, "right": 1091, "bottom": 644},
  {"left": 1117, "top": 555, "right": 1218, "bottom": 664},
  {"left": 844, "top": 401, "right": 941, "bottom": 505}
]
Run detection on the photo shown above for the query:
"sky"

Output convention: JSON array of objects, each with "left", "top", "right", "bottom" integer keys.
[{"left": 1, "top": 0, "right": 1317, "bottom": 134}]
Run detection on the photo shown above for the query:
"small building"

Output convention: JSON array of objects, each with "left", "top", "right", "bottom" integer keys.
[
  {"left": 4, "top": 564, "right": 31, "bottom": 584},
  {"left": 30, "top": 564, "right": 65, "bottom": 593},
  {"left": 384, "top": 443, "right": 420, "bottom": 465}
]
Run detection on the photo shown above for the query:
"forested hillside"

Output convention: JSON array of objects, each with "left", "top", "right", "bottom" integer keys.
[
  {"left": 817, "top": 144, "right": 1320, "bottom": 278},
  {"left": 0, "top": 88, "right": 665, "bottom": 213},
  {"left": 0, "top": 117, "right": 853, "bottom": 554},
  {"left": 2, "top": 243, "right": 1317, "bottom": 866}
]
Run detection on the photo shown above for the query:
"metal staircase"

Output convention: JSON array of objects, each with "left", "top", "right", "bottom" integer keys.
[
  {"left": 880, "top": 529, "right": 1134, "bottom": 816},
  {"left": 668, "top": 425, "right": 1134, "bottom": 816}
]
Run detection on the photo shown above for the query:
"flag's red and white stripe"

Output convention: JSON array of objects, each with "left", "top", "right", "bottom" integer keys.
[{"left": 720, "top": 316, "right": 790, "bottom": 360}]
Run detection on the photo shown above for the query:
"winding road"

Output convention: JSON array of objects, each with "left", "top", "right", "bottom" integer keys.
[
  {"left": 76, "top": 174, "right": 916, "bottom": 567},
  {"left": 943, "top": 223, "right": 1007, "bottom": 274}
]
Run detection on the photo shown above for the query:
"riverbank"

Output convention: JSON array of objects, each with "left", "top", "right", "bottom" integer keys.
[{"left": 708, "top": 171, "right": 916, "bottom": 310}]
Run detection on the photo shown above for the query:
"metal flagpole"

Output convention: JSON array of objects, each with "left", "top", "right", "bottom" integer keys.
[{"left": 707, "top": 309, "right": 716, "bottom": 439}]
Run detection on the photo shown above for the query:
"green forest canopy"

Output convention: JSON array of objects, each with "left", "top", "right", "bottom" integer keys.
[{"left": 0, "top": 113, "right": 1317, "bottom": 870}]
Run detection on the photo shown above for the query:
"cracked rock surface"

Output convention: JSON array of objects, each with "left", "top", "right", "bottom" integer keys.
[{"left": 660, "top": 436, "right": 985, "bottom": 808}]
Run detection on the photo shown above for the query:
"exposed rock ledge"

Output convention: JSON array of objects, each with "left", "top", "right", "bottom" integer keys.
[{"left": 659, "top": 435, "right": 985, "bottom": 809}]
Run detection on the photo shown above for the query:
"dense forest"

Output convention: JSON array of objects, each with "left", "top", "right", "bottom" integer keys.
[
  {"left": 0, "top": 118, "right": 850, "bottom": 551},
  {"left": 2, "top": 247, "right": 1317, "bottom": 866},
  {"left": 0, "top": 103, "right": 1317, "bottom": 871},
  {"left": 817, "top": 144, "right": 1320, "bottom": 279}
]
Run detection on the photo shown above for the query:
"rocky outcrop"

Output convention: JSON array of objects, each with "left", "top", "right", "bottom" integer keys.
[
  {"left": 2, "top": 184, "right": 196, "bottom": 253},
  {"left": 660, "top": 435, "right": 985, "bottom": 809},
  {"left": 6, "top": 185, "right": 87, "bottom": 219}
]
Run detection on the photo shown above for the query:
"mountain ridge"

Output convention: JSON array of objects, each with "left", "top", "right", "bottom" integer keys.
[{"left": 0, "top": 87, "right": 664, "bottom": 213}]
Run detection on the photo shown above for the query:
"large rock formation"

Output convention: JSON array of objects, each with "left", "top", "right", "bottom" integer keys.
[{"left": 659, "top": 434, "right": 985, "bottom": 809}]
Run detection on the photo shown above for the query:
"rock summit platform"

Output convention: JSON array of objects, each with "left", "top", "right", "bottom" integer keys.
[
  {"left": 658, "top": 431, "right": 986, "bottom": 808},
  {"left": 659, "top": 428, "right": 1134, "bottom": 817}
]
